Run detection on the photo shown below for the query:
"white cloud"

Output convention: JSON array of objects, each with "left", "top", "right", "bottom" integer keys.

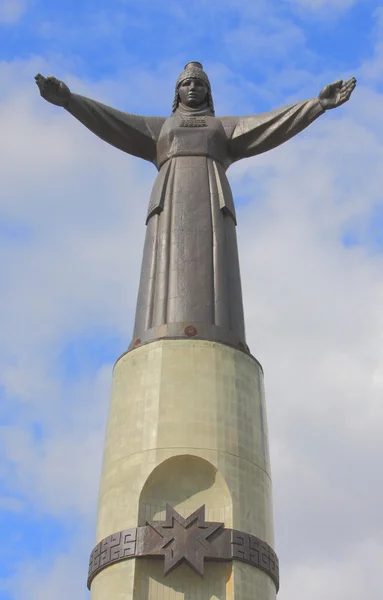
[
  {"left": 284, "top": 0, "right": 358, "bottom": 11},
  {"left": 0, "top": 496, "right": 25, "bottom": 512},
  {"left": 224, "top": 17, "right": 306, "bottom": 64},
  {"left": 280, "top": 539, "right": 383, "bottom": 600},
  {"left": 358, "top": 7, "right": 383, "bottom": 83},
  {"left": 0, "top": 366, "right": 110, "bottom": 516},
  {"left": 4, "top": 543, "right": 91, "bottom": 600},
  {"left": 0, "top": 0, "right": 26, "bottom": 23}
]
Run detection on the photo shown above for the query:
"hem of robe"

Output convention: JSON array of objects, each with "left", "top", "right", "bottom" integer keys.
[{"left": 127, "top": 321, "right": 251, "bottom": 355}]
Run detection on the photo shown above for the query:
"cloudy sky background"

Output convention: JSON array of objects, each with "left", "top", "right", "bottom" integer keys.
[{"left": 0, "top": 0, "right": 383, "bottom": 598}]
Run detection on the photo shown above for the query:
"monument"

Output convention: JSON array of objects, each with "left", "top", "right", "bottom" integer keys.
[{"left": 36, "top": 63, "right": 356, "bottom": 599}]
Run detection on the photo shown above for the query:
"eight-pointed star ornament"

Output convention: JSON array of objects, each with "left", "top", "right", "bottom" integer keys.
[{"left": 147, "top": 504, "right": 224, "bottom": 576}]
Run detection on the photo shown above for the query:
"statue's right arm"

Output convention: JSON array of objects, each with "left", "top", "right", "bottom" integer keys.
[
  {"left": 35, "top": 74, "right": 165, "bottom": 165},
  {"left": 66, "top": 93, "right": 167, "bottom": 164}
]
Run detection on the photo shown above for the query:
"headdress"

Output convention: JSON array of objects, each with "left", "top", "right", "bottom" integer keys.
[{"left": 172, "top": 61, "right": 215, "bottom": 115}]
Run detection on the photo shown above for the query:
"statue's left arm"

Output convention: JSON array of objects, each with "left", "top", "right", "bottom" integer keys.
[{"left": 222, "top": 77, "right": 356, "bottom": 163}]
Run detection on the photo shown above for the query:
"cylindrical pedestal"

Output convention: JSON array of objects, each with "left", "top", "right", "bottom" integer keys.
[{"left": 90, "top": 339, "right": 277, "bottom": 600}]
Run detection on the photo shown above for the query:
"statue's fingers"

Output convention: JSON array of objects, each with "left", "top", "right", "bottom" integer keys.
[
  {"left": 35, "top": 73, "right": 45, "bottom": 85},
  {"left": 339, "top": 94, "right": 349, "bottom": 104},
  {"left": 340, "top": 87, "right": 352, "bottom": 98},
  {"left": 339, "top": 90, "right": 351, "bottom": 104},
  {"left": 344, "top": 78, "right": 356, "bottom": 88},
  {"left": 339, "top": 86, "right": 352, "bottom": 100},
  {"left": 342, "top": 85, "right": 355, "bottom": 99},
  {"left": 35, "top": 77, "right": 46, "bottom": 94}
]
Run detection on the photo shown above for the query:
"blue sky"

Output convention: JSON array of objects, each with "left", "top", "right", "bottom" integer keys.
[
  {"left": 0, "top": 1, "right": 375, "bottom": 73},
  {"left": 1, "top": 1, "right": 383, "bottom": 599}
]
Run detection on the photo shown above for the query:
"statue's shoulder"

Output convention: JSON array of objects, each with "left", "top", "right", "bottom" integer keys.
[{"left": 219, "top": 116, "right": 240, "bottom": 138}]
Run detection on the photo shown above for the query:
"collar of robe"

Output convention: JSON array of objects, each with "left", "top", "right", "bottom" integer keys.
[{"left": 174, "top": 104, "right": 214, "bottom": 117}]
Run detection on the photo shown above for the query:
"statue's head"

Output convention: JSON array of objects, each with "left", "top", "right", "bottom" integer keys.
[{"left": 172, "top": 62, "right": 215, "bottom": 115}]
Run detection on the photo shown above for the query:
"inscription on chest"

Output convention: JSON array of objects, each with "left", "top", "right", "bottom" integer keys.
[{"left": 180, "top": 117, "right": 207, "bottom": 128}]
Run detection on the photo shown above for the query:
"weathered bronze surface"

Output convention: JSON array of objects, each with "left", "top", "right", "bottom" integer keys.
[
  {"left": 34, "top": 64, "right": 356, "bottom": 352},
  {"left": 87, "top": 505, "right": 280, "bottom": 591},
  {"left": 231, "top": 530, "right": 279, "bottom": 586},
  {"left": 145, "top": 505, "right": 225, "bottom": 576},
  {"left": 88, "top": 528, "right": 137, "bottom": 580}
]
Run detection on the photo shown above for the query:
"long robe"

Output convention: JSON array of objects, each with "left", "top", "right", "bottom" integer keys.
[{"left": 65, "top": 94, "right": 324, "bottom": 351}]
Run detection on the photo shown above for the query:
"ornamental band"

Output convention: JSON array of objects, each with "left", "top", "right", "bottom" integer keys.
[{"left": 36, "top": 62, "right": 356, "bottom": 599}]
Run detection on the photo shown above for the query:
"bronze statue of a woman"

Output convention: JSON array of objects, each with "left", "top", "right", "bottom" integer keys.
[{"left": 35, "top": 62, "right": 356, "bottom": 352}]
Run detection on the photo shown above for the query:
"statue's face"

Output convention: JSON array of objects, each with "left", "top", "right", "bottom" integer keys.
[{"left": 178, "top": 78, "right": 208, "bottom": 108}]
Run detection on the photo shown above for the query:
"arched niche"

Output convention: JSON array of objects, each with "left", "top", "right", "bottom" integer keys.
[{"left": 138, "top": 454, "right": 233, "bottom": 527}]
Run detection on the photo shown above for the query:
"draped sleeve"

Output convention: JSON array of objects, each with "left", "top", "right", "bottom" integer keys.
[
  {"left": 65, "top": 94, "right": 166, "bottom": 167},
  {"left": 221, "top": 97, "right": 325, "bottom": 164}
]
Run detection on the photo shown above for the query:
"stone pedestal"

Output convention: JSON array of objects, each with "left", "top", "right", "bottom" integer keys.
[{"left": 90, "top": 339, "right": 277, "bottom": 600}]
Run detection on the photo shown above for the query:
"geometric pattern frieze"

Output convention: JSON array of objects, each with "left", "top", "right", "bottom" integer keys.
[
  {"left": 231, "top": 530, "right": 279, "bottom": 586},
  {"left": 87, "top": 505, "right": 279, "bottom": 591}
]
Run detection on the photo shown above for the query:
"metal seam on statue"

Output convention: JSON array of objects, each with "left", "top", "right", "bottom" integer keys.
[
  {"left": 156, "top": 154, "right": 226, "bottom": 171},
  {"left": 124, "top": 321, "right": 254, "bottom": 356},
  {"left": 87, "top": 527, "right": 279, "bottom": 591}
]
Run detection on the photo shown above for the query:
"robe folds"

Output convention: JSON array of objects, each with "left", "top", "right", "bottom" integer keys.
[{"left": 65, "top": 94, "right": 324, "bottom": 350}]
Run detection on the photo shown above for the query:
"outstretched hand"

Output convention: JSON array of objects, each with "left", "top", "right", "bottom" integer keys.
[
  {"left": 318, "top": 77, "right": 356, "bottom": 110},
  {"left": 35, "top": 74, "right": 71, "bottom": 107}
]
